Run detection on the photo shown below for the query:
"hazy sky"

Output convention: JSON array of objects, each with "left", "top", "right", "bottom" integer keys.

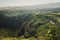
[{"left": 0, "top": 0, "right": 60, "bottom": 7}]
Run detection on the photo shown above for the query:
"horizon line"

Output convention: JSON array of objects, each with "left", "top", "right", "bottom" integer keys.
[{"left": 0, "top": 2, "right": 60, "bottom": 8}]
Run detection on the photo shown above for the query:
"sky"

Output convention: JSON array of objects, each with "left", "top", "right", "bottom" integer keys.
[{"left": 0, "top": 0, "right": 60, "bottom": 7}]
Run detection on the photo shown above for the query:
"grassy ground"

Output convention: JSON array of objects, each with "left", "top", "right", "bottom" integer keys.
[{"left": 0, "top": 37, "right": 34, "bottom": 40}]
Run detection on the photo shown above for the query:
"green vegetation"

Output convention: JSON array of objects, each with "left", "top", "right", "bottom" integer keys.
[{"left": 0, "top": 9, "right": 60, "bottom": 40}]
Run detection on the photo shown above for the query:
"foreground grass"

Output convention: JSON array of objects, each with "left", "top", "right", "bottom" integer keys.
[
  {"left": 0, "top": 36, "right": 47, "bottom": 40},
  {"left": 0, "top": 37, "right": 34, "bottom": 40}
]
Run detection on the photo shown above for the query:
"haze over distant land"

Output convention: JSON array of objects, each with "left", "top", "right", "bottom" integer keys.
[
  {"left": 0, "top": 2, "right": 60, "bottom": 10},
  {"left": 0, "top": 0, "right": 60, "bottom": 7}
]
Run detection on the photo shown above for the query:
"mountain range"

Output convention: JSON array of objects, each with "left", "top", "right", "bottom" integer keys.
[{"left": 0, "top": 2, "right": 60, "bottom": 10}]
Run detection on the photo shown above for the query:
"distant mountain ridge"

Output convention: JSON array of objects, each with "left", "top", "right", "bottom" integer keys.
[{"left": 0, "top": 2, "right": 60, "bottom": 10}]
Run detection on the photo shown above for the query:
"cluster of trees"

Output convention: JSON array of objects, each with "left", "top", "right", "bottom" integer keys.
[{"left": 0, "top": 10, "right": 60, "bottom": 40}]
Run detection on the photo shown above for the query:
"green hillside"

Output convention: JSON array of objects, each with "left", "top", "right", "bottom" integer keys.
[{"left": 0, "top": 9, "right": 60, "bottom": 40}]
